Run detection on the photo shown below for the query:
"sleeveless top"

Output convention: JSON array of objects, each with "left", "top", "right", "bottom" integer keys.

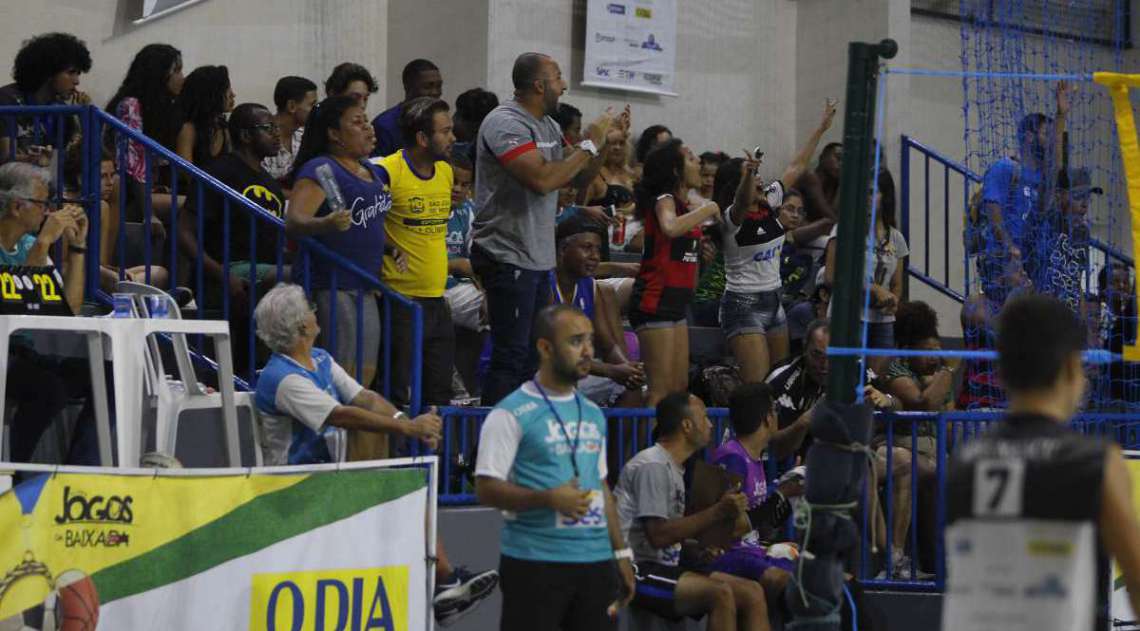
[
  {"left": 630, "top": 194, "right": 701, "bottom": 320},
  {"left": 550, "top": 274, "right": 597, "bottom": 320},
  {"left": 944, "top": 413, "right": 1109, "bottom": 631}
]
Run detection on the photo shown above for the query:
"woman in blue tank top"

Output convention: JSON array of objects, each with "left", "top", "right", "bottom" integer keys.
[{"left": 286, "top": 96, "right": 392, "bottom": 408}]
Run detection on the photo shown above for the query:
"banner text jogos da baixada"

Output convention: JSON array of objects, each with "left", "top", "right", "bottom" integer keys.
[{"left": 0, "top": 462, "right": 434, "bottom": 630}]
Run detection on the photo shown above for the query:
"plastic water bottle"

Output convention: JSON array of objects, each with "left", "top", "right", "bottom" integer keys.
[
  {"left": 145, "top": 294, "right": 169, "bottom": 319},
  {"left": 112, "top": 293, "right": 133, "bottom": 318}
]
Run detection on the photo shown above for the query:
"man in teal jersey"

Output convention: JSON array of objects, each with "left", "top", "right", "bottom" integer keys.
[{"left": 476, "top": 303, "right": 636, "bottom": 630}]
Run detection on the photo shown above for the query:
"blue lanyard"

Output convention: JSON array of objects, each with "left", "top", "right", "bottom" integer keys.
[{"left": 532, "top": 380, "right": 584, "bottom": 479}]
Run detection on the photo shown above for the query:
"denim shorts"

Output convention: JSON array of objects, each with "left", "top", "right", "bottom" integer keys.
[{"left": 720, "top": 289, "right": 787, "bottom": 340}]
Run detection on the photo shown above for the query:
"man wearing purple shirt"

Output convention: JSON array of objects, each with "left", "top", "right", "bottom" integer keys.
[{"left": 710, "top": 383, "right": 804, "bottom": 591}]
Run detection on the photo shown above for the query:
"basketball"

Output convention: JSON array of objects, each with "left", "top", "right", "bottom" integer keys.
[{"left": 54, "top": 571, "right": 98, "bottom": 631}]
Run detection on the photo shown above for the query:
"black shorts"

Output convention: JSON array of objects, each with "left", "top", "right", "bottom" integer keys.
[
  {"left": 631, "top": 561, "right": 699, "bottom": 621},
  {"left": 499, "top": 555, "right": 619, "bottom": 631}
]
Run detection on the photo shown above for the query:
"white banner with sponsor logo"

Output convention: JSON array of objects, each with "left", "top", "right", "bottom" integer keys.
[
  {"left": 583, "top": 0, "right": 678, "bottom": 96},
  {"left": 0, "top": 459, "right": 435, "bottom": 631}
]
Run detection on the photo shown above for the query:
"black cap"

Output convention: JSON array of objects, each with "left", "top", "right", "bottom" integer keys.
[{"left": 1058, "top": 167, "right": 1104, "bottom": 195}]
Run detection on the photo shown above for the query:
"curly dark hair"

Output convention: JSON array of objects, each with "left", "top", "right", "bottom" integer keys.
[
  {"left": 894, "top": 300, "right": 940, "bottom": 349},
  {"left": 106, "top": 44, "right": 183, "bottom": 150},
  {"left": 13, "top": 32, "right": 92, "bottom": 94},
  {"left": 634, "top": 137, "right": 685, "bottom": 219},
  {"left": 324, "top": 63, "right": 377, "bottom": 98},
  {"left": 176, "top": 65, "right": 231, "bottom": 164}
]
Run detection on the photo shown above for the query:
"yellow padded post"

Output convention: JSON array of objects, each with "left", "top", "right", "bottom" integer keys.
[{"left": 1095, "top": 72, "right": 1140, "bottom": 361}]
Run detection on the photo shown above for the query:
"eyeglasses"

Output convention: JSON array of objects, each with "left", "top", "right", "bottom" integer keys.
[
  {"left": 15, "top": 196, "right": 57, "bottom": 209},
  {"left": 248, "top": 122, "right": 280, "bottom": 134}
]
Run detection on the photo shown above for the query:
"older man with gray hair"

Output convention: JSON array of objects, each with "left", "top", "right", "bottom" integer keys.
[
  {"left": 0, "top": 161, "right": 94, "bottom": 464},
  {"left": 253, "top": 283, "right": 501, "bottom": 626},
  {"left": 0, "top": 162, "right": 87, "bottom": 312},
  {"left": 253, "top": 282, "right": 443, "bottom": 465}
]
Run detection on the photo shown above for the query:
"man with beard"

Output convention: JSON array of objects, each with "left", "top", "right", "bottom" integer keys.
[
  {"left": 372, "top": 97, "right": 457, "bottom": 408},
  {"left": 471, "top": 52, "right": 614, "bottom": 405},
  {"left": 476, "top": 304, "right": 636, "bottom": 631}
]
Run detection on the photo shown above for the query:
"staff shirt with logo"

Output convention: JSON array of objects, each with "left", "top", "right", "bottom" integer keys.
[
  {"left": 472, "top": 99, "right": 565, "bottom": 271},
  {"left": 254, "top": 348, "right": 364, "bottom": 465},
  {"left": 475, "top": 381, "right": 611, "bottom": 563},
  {"left": 197, "top": 153, "right": 286, "bottom": 266},
  {"left": 292, "top": 156, "right": 392, "bottom": 290},
  {"left": 373, "top": 150, "right": 452, "bottom": 298}
]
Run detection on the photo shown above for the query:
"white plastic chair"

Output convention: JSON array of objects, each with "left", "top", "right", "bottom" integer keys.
[{"left": 114, "top": 281, "right": 262, "bottom": 466}]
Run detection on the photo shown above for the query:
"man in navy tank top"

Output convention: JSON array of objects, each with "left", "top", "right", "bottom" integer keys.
[
  {"left": 944, "top": 294, "right": 1140, "bottom": 631},
  {"left": 551, "top": 215, "right": 645, "bottom": 409}
]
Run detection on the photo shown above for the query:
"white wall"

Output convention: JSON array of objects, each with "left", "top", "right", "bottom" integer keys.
[
  {"left": 387, "top": 0, "right": 490, "bottom": 109},
  {"left": 0, "top": 0, "right": 390, "bottom": 118},
  {"left": 484, "top": 0, "right": 801, "bottom": 176}
]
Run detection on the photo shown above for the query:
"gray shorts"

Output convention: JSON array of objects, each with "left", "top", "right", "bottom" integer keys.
[
  {"left": 720, "top": 289, "right": 787, "bottom": 340},
  {"left": 579, "top": 374, "right": 626, "bottom": 407},
  {"left": 314, "top": 290, "right": 380, "bottom": 384}
]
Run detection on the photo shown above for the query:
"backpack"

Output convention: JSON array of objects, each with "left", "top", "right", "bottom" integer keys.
[{"left": 965, "top": 157, "right": 1019, "bottom": 256}]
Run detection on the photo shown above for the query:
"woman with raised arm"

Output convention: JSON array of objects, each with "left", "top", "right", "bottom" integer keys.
[{"left": 629, "top": 139, "right": 721, "bottom": 405}]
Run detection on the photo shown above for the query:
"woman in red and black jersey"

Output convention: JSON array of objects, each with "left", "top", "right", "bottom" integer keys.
[{"left": 629, "top": 139, "right": 721, "bottom": 405}]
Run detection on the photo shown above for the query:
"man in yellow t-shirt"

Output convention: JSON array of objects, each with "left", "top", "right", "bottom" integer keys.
[{"left": 372, "top": 97, "right": 456, "bottom": 406}]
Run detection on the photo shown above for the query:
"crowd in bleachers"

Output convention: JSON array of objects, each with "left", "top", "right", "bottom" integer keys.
[{"left": 1, "top": 30, "right": 1134, "bottom": 631}]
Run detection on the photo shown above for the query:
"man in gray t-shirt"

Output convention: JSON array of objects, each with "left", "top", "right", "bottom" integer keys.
[
  {"left": 613, "top": 393, "right": 766, "bottom": 621},
  {"left": 470, "top": 52, "right": 612, "bottom": 405}
]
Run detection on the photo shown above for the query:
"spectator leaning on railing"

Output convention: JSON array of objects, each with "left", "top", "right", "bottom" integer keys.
[
  {"left": 0, "top": 32, "right": 92, "bottom": 163},
  {"left": 251, "top": 283, "right": 499, "bottom": 626}
]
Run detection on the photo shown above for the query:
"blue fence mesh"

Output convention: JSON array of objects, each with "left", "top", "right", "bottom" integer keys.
[{"left": 955, "top": 0, "right": 1135, "bottom": 411}]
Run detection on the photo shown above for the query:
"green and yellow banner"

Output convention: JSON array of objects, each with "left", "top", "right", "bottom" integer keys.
[{"left": 0, "top": 464, "right": 431, "bottom": 630}]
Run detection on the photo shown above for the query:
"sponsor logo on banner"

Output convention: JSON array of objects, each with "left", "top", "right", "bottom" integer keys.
[
  {"left": 250, "top": 566, "right": 410, "bottom": 631},
  {"left": 53, "top": 485, "right": 136, "bottom": 549},
  {"left": 607, "top": 3, "right": 625, "bottom": 14},
  {"left": 635, "top": 6, "right": 652, "bottom": 18},
  {"left": 643, "top": 72, "right": 664, "bottom": 86},
  {"left": 595, "top": 66, "right": 611, "bottom": 77},
  {"left": 595, "top": 33, "right": 616, "bottom": 43},
  {"left": 54, "top": 486, "right": 135, "bottom": 525}
]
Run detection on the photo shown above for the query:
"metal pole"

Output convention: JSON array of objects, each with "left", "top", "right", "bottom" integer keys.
[{"left": 826, "top": 39, "right": 898, "bottom": 403}]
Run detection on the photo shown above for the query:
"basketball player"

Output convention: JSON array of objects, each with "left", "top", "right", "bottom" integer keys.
[{"left": 943, "top": 294, "right": 1140, "bottom": 631}]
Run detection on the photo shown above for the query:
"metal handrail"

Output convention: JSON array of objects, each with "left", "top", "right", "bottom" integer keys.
[
  {"left": 900, "top": 134, "right": 1135, "bottom": 307},
  {"left": 1, "top": 105, "right": 424, "bottom": 411}
]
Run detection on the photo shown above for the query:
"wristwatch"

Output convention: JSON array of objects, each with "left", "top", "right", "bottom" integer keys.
[
  {"left": 614, "top": 548, "right": 634, "bottom": 561},
  {"left": 393, "top": 411, "right": 409, "bottom": 422},
  {"left": 578, "top": 140, "right": 599, "bottom": 157}
]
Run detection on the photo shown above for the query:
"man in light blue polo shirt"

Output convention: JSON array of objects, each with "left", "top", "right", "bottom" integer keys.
[{"left": 476, "top": 304, "right": 636, "bottom": 631}]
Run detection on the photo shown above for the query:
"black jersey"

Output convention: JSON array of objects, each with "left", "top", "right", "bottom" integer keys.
[{"left": 944, "top": 413, "right": 1110, "bottom": 631}]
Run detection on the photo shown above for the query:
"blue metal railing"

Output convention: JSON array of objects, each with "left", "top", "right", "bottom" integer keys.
[
  {"left": 1, "top": 105, "right": 424, "bottom": 412},
  {"left": 900, "top": 134, "right": 1135, "bottom": 305},
  {"left": 433, "top": 406, "right": 1140, "bottom": 592}
]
